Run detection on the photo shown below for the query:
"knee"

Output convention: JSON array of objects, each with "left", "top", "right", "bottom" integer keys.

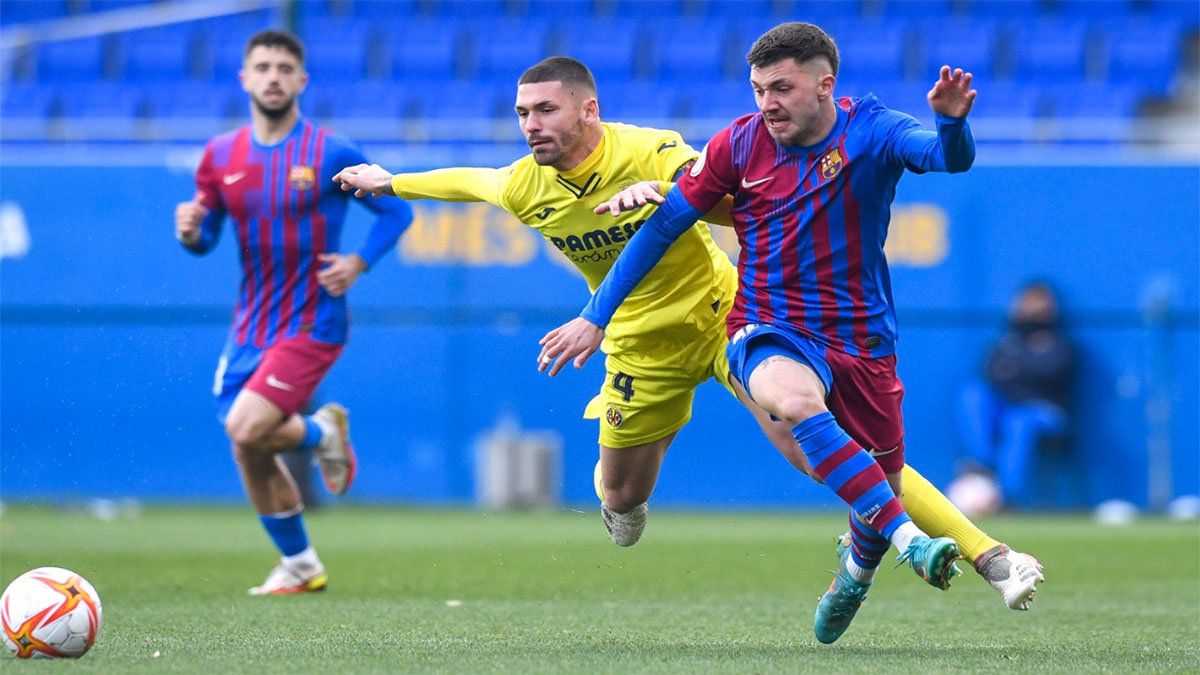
[
  {"left": 225, "top": 418, "right": 267, "bottom": 453},
  {"left": 769, "top": 390, "right": 826, "bottom": 426}
]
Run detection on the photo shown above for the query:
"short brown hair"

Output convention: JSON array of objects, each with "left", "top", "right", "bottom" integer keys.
[
  {"left": 245, "top": 29, "right": 305, "bottom": 64},
  {"left": 518, "top": 56, "right": 597, "bottom": 96},
  {"left": 746, "top": 22, "right": 839, "bottom": 76}
]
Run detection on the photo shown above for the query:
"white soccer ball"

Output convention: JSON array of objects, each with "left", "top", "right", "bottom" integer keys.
[
  {"left": 947, "top": 473, "right": 1003, "bottom": 518},
  {"left": 1, "top": 567, "right": 102, "bottom": 659}
]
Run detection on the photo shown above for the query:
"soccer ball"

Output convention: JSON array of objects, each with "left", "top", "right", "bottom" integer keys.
[
  {"left": 946, "top": 472, "right": 1003, "bottom": 518},
  {"left": 1, "top": 567, "right": 102, "bottom": 659}
]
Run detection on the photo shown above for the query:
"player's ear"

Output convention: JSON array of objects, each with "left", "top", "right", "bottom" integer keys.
[
  {"left": 582, "top": 96, "right": 599, "bottom": 123},
  {"left": 817, "top": 73, "right": 835, "bottom": 100},
  {"left": 298, "top": 70, "right": 309, "bottom": 93}
]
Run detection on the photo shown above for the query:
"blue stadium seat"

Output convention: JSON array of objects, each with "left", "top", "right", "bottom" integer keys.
[
  {"left": 601, "top": 81, "right": 677, "bottom": 123},
  {"left": 557, "top": 19, "right": 641, "bottom": 81},
  {"left": 120, "top": 24, "right": 195, "bottom": 81},
  {"left": 606, "top": 0, "right": 685, "bottom": 17},
  {"left": 675, "top": 80, "right": 756, "bottom": 122},
  {"left": 466, "top": 19, "right": 551, "bottom": 83},
  {"left": 779, "top": 0, "right": 865, "bottom": 22},
  {"left": 56, "top": 82, "right": 144, "bottom": 119},
  {"left": 295, "top": 0, "right": 417, "bottom": 21},
  {"left": 0, "top": 0, "right": 69, "bottom": 26},
  {"left": 302, "top": 20, "right": 373, "bottom": 80},
  {"left": 1145, "top": 0, "right": 1199, "bottom": 26},
  {"left": 1042, "top": 82, "right": 1141, "bottom": 118},
  {"left": 405, "top": 80, "right": 510, "bottom": 118},
  {"left": 85, "top": 0, "right": 157, "bottom": 11},
  {"left": 37, "top": 36, "right": 106, "bottom": 81},
  {"left": 0, "top": 82, "right": 54, "bottom": 118},
  {"left": 701, "top": 0, "right": 774, "bottom": 19},
  {"left": 873, "top": 0, "right": 956, "bottom": 18},
  {"left": 523, "top": 0, "right": 594, "bottom": 18},
  {"left": 1008, "top": 19, "right": 1090, "bottom": 83},
  {"left": 918, "top": 19, "right": 999, "bottom": 80},
  {"left": 650, "top": 19, "right": 729, "bottom": 82},
  {"left": 843, "top": 80, "right": 933, "bottom": 120},
  {"left": 432, "top": 0, "right": 511, "bottom": 17},
  {"left": 1099, "top": 19, "right": 1182, "bottom": 95},
  {"left": 315, "top": 82, "right": 407, "bottom": 119},
  {"left": 824, "top": 19, "right": 907, "bottom": 82},
  {"left": 968, "top": 81, "right": 1041, "bottom": 118},
  {"left": 144, "top": 82, "right": 240, "bottom": 119},
  {"left": 963, "top": 0, "right": 1042, "bottom": 19},
  {"left": 383, "top": 19, "right": 462, "bottom": 80},
  {"left": 192, "top": 13, "right": 281, "bottom": 81}
]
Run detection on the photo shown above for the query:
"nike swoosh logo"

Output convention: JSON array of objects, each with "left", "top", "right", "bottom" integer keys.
[
  {"left": 862, "top": 509, "right": 882, "bottom": 525},
  {"left": 741, "top": 176, "right": 774, "bottom": 188},
  {"left": 265, "top": 374, "right": 295, "bottom": 391},
  {"left": 867, "top": 446, "right": 899, "bottom": 458},
  {"left": 223, "top": 171, "right": 246, "bottom": 185}
]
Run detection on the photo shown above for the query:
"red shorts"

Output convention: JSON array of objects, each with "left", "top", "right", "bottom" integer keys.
[
  {"left": 824, "top": 350, "right": 906, "bottom": 474},
  {"left": 244, "top": 334, "right": 344, "bottom": 417}
]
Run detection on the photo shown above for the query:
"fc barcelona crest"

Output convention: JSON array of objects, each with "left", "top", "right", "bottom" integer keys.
[
  {"left": 606, "top": 406, "right": 624, "bottom": 428},
  {"left": 818, "top": 148, "right": 844, "bottom": 181},
  {"left": 288, "top": 165, "right": 316, "bottom": 190}
]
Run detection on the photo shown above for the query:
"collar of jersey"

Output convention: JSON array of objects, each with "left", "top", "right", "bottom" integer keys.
[
  {"left": 250, "top": 116, "right": 307, "bottom": 150},
  {"left": 557, "top": 126, "right": 607, "bottom": 183},
  {"left": 778, "top": 105, "right": 847, "bottom": 155}
]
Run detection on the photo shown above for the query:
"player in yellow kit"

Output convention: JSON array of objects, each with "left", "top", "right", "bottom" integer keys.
[{"left": 333, "top": 57, "right": 1043, "bottom": 610}]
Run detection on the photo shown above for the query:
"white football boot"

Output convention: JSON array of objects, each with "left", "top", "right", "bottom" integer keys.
[
  {"left": 601, "top": 503, "right": 648, "bottom": 547},
  {"left": 312, "top": 403, "right": 356, "bottom": 496},
  {"left": 974, "top": 543, "right": 1045, "bottom": 610},
  {"left": 249, "top": 560, "right": 328, "bottom": 595}
]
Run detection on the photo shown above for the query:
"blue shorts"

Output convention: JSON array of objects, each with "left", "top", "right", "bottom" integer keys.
[
  {"left": 726, "top": 323, "right": 833, "bottom": 397},
  {"left": 212, "top": 337, "right": 265, "bottom": 424}
]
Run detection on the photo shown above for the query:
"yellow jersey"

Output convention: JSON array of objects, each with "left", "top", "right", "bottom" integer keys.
[{"left": 392, "top": 122, "right": 733, "bottom": 351}]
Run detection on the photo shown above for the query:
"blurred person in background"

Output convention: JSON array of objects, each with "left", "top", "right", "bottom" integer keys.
[
  {"left": 174, "top": 29, "right": 412, "bottom": 596},
  {"left": 956, "top": 281, "right": 1074, "bottom": 509}
]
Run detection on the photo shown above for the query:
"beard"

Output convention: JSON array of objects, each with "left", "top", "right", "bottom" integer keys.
[
  {"left": 252, "top": 93, "right": 294, "bottom": 120},
  {"left": 529, "top": 120, "right": 584, "bottom": 167}
]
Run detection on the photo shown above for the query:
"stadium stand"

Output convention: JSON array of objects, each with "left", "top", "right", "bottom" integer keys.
[{"left": 0, "top": 0, "right": 1196, "bottom": 144}]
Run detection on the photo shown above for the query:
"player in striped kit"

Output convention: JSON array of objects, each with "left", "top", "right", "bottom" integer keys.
[
  {"left": 174, "top": 30, "right": 412, "bottom": 595},
  {"left": 540, "top": 23, "right": 1015, "bottom": 642}
]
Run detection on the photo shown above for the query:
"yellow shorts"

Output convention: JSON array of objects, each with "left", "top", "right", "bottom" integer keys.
[{"left": 584, "top": 269, "right": 738, "bottom": 449}]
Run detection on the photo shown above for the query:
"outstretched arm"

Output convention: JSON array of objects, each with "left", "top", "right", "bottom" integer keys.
[
  {"left": 536, "top": 186, "right": 704, "bottom": 376},
  {"left": 883, "top": 66, "right": 978, "bottom": 174},
  {"left": 334, "top": 163, "right": 507, "bottom": 205}
]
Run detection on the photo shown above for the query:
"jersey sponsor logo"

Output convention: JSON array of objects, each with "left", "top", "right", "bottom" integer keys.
[
  {"left": 818, "top": 148, "right": 844, "bottom": 181},
  {"left": 534, "top": 207, "right": 556, "bottom": 220},
  {"left": 223, "top": 171, "right": 247, "bottom": 185},
  {"left": 690, "top": 144, "right": 708, "bottom": 177},
  {"left": 605, "top": 406, "right": 624, "bottom": 428},
  {"left": 656, "top": 140, "right": 678, "bottom": 153},
  {"left": 265, "top": 374, "right": 296, "bottom": 392},
  {"left": 548, "top": 220, "right": 644, "bottom": 253},
  {"left": 867, "top": 446, "right": 899, "bottom": 458},
  {"left": 288, "top": 166, "right": 316, "bottom": 191},
  {"left": 740, "top": 176, "right": 774, "bottom": 188}
]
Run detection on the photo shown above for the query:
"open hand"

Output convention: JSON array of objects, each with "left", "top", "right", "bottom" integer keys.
[
  {"left": 928, "top": 65, "right": 976, "bottom": 118},
  {"left": 536, "top": 317, "right": 604, "bottom": 377}
]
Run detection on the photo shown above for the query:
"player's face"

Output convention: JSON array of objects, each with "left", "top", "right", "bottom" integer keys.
[
  {"left": 750, "top": 57, "right": 834, "bottom": 146},
  {"left": 514, "top": 81, "right": 591, "bottom": 168},
  {"left": 241, "top": 46, "right": 307, "bottom": 119}
]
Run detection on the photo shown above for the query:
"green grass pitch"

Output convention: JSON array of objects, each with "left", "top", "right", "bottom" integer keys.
[{"left": 1, "top": 506, "right": 1197, "bottom": 673}]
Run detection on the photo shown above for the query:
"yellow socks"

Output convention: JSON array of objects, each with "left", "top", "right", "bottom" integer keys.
[{"left": 901, "top": 465, "right": 999, "bottom": 564}]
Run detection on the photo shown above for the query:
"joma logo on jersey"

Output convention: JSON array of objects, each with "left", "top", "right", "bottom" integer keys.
[
  {"left": 288, "top": 166, "right": 315, "bottom": 190},
  {"left": 818, "top": 148, "right": 844, "bottom": 181},
  {"left": 549, "top": 220, "right": 644, "bottom": 253}
]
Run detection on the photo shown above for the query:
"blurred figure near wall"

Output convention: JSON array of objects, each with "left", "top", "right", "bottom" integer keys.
[{"left": 955, "top": 281, "right": 1075, "bottom": 511}]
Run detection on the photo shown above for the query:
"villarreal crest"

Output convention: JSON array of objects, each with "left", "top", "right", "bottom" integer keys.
[
  {"left": 606, "top": 406, "right": 624, "bottom": 428},
  {"left": 288, "top": 165, "right": 315, "bottom": 191},
  {"left": 818, "top": 148, "right": 844, "bottom": 181}
]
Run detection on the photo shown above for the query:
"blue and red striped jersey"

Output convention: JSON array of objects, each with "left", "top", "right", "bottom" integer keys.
[
  {"left": 186, "top": 117, "right": 410, "bottom": 349},
  {"left": 676, "top": 95, "right": 973, "bottom": 357}
]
